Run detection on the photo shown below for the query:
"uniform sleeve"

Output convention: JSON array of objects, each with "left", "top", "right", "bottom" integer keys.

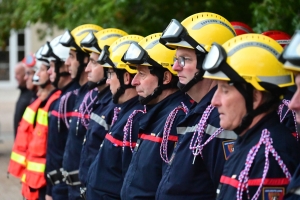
[{"left": 202, "top": 112, "right": 237, "bottom": 191}]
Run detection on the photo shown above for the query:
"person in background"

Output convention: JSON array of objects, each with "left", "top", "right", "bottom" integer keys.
[{"left": 14, "top": 62, "right": 34, "bottom": 138}]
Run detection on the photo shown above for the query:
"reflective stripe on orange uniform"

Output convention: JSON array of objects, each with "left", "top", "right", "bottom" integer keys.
[
  {"left": 7, "top": 98, "right": 42, "bottom": 178},
  {"left": 24, "top": 90, "right": 61, "bottom": 189}
]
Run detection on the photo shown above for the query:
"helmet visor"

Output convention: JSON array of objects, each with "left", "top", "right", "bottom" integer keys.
[
  {"left": 80, "top": 32, "right": 101, "bottom": 53},
  {"left": 97, "top": 45, "right": 115, "bottom": 68},
  {"left": 41, "top": 42, "right": 52, "bottom": 57},
  {"left": 203, "top": 42, "right": 245, "bottom": 83},
  {"left": 60, "top": 30, "right": 77, "bottom": 49},
  {"left": 35, "top": 45, "right": 45, "bottom": 60},
  {"left": 282, "top": 30, "right": 300, "bottom": 66},
  {"left": 160, "top": 19, "right": 207, "bottom": 54},
  {"left": 121, "top": 42, "right": 161, "bottom": 67}
]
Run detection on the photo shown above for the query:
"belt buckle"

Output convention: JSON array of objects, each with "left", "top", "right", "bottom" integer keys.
[
  {"left": 80, "top": 187, "right": 87, "bottom": 200},
  {"left": 46, "top": 173, "right": 55, "bottom": 185},
  {"left": 62, "top": 170, "right": 71, "bottom": 184}
]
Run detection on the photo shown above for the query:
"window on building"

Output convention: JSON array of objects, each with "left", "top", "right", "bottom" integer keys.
[
  {"left": 0, "top": 31, "right": 25, "bottom": 81},
  {"left": 0, "top": 39, "right": 9, "bottom": 81}
]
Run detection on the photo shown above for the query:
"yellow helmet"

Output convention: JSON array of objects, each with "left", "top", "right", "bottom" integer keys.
[
  {"left": 123, "top": 33, "right": 177, "bottom": 75},
  {"left": 160, "top": 12, "right": 236, "bottom": 52},
  {"left": 280, "top": 30, "right": 300, "bottom": 73},
  {"left": 60, "top": 24, "right": 103, "bottom": 52},
  {"left": 81, "top": 28, "right": 128, "bottom": 54},
  {"left": 203, "top": 33, "right": 294, "bottom": 91},
  {"left": 98, "top": 35, "right": 144, "bottom": 74}
]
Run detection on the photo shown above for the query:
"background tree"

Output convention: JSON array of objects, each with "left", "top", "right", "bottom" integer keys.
[{"left": 0, "top": 0, "right": 299, "bottom": 48}]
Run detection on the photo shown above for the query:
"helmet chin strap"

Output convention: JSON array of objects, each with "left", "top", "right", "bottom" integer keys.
[
  {"left": 178, "top": 50, "right": 205, "bottom": 92},
  {"left": 40, "top": 79, "right": 52, "bottom": 89},
  {"left": 177, "top": 71, "right": 203, "bottom": 92},
  {"left": 112, "top": 69, "right": 135, "bottom": 104},
  {"left": 74, "top": 51, "right": 89, "bottom": 82},
  {"left": 139, "top": 66, "right": 177, "bottom": 105},
  {"left": 139, "top": 86, "right": 163, "bottom": 105},
  {"left": 87, "top": 68, "right": 108, "bottom": 90},
  {"left": 52, "top": 61, "right": 70, "bottom": 88},
  {"left": 232, "top": 82, "right": 282, "bottom": 135}
]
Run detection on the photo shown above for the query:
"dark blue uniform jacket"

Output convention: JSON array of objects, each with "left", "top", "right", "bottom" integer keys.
[
  {"left": 156, "top": 86, "right": 237, "bottom": 200},
  {"left": 121, "top": 91, "right": 191, "bottom": 200},
  {"left": 87, "top": 96, "right": 143, "bottom": 199},
  {"left": 217, "top": 112, "right": 300, "bottom": 200}
]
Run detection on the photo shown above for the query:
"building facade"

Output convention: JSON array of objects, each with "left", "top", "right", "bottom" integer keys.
[{"left": 0, "top": 23, "right": 64, "bottom": 88}]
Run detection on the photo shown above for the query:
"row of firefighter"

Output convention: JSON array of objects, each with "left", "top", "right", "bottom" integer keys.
[{"left": 7, "top": 11, "right": 300, "bottom": 200}]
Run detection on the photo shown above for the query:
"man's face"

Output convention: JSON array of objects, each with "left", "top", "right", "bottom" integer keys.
[
  {"left": 172, "top": 47, "right": 198, "bottom": 85},
  {"left": 106, "top": 68, "right": 120, "bottom": 95},
  {"left": 24, "top": 67, "right": 35, "bottom": 90},
  {"left": 14, "top": 63, "right": 26, "bottom": 87},
  {"left": 211, "top": 80, "right": 247, "bottom": 130},
  {"left": 85, "top": 52, "right": 104, "bottom": 83},
  {"left": 48, "top": 61, "right": 57, "bottom": 83},
  {"left": 36, "top": 64, "right": 49, "bottom": 85},
  {"left": 65, "top": 49, "right": 80, "bottom": 79},
  {"left": 289, "top": 74, "right": 300, "bottom": 123},
  {"left": 131, "top": 66, "right": 158, "bottom": 98}
]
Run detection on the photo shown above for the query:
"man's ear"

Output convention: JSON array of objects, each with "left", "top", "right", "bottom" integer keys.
[
  {"left": 163, "top": 71, "right": 172, "bottom": 85},
  {"left": 123, "top": 72, "right": 131, "bottom": 86},
  {"left": 253, "top": 89, "right": 264, "bottom": 109},
  {"left": 84, "top": 56, "right": 89, "bottom": 64}
]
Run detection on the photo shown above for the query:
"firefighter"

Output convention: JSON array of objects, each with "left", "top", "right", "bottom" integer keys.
[
  {"left": 23, "top": 45, "right": 61, "bottom": 200},
  {"left": 41, "top": 35, "right": 80, "bottom": 200},
  {"left": 120, "top": 32, "right": 192, "bottom": 199},
  {"left": 279, "top": 30, "right": 300, "bottom": 199},
  {"left": 78, "top": 28, "right": 127, "bottom": 198},
  {"left": 85, "top": 34, "right": 144, "bottom": 199},
  {"left": 155, "top": 12, "right": 236, "bottom": 200},
  {"left": 59, "top": 24, "right": 103, "bottom": 199},
  {"left": 202, "top": 33, "right": 300, "bottom": 199}
]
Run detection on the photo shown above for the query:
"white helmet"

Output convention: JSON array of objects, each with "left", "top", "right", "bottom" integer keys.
[
  {"left": 50, "top": 35, "right": 70, "bottom": 62},
  {"left": 41, "top": 35, "right": 70, "bottom": 62}
]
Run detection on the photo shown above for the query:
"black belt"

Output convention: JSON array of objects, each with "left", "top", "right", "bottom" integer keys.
[
  {"left": 62, "top": 169, "right": 81, "bottom": 186},
  {"left": 46, "top": 168, "right": 64, "bottom": 185}
]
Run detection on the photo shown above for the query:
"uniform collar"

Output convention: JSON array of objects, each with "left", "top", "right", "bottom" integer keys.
[
  {"left": 192, "top": 85, "right": 217, "bottom": 115},
  {"left": 236, "top": 111, "right": 280, "bottom": 145}
]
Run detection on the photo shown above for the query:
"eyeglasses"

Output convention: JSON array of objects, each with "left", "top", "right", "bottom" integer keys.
[
  {"left": 121, "top": 42, "right": 161, "bottom": 67},
  {"left": 97, "top": 45, "right": 115, "bottom": 68},
  {"left": 174, "top": 56, "right": 191, "bottom": 68},
  {"left": 80, "top": 32, "right": 101, "bottom": 53},
  {"left": 202, "top": 42, "right": 246, "bottom": 83},
  {"left": 107, "top": 71, "right": 115, "bottom": 79},
  {"left": 159, "top": 19, "right": 208, "bottom": 54}
]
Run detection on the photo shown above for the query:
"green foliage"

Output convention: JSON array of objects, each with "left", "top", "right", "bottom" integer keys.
[
  {"left": 0, "top": 0, "right": 299, "bottom": 48},
  {"left": 251, "top": 0, "right": 300, "bottom": 35}
]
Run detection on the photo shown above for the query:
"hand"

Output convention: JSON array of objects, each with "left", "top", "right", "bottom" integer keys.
[{"left": 45, "top": 195, "right": 53, "bottom": 200}]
